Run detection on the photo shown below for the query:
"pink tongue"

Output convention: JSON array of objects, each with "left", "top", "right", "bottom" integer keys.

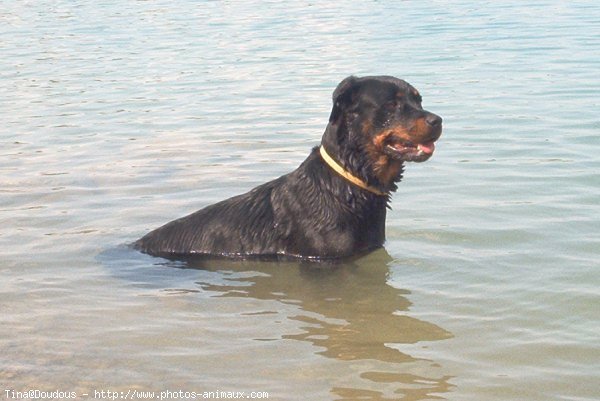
[{"left": 418, "top": 141, "right": 436, "bottom": 154}]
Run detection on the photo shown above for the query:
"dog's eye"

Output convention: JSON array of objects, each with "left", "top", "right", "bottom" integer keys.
[{"left": 385, "top": 100, "right": 398, "bottom": 110}]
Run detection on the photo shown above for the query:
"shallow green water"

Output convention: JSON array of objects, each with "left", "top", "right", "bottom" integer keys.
[{"left": 1, "top": 1, "right": 598, "bottom": 400}]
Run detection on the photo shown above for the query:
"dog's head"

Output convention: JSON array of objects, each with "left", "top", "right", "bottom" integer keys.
[{"left": 322, "top": 75, "right": 442, "bottom": 191}]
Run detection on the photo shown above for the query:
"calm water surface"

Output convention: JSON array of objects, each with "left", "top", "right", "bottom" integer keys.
[{"left": 1, "top": 1, "right": 599, "bottom": 400}]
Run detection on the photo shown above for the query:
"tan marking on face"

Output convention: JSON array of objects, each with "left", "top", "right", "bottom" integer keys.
[
  {"left": 361, "top": 119, "right": 373, "bottom": 134},
  {"left": 365, "top": 128, "right": 408, "bottom": 187},
  {"left": 411, "top": 117, "right": 430, "bottom": 141}
]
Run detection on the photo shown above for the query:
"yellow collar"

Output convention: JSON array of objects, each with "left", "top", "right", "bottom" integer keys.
[{"left": 319, "top": 146, "right": 387, "bottom": 197}]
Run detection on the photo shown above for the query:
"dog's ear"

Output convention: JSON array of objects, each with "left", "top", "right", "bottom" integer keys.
[{"left": 329, "top": 76, "right": 359, "bottom": 123}]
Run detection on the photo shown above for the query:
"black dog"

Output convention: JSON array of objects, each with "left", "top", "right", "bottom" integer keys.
[{"left": 134, "top": 76, "right": 442, "bottom": 260}]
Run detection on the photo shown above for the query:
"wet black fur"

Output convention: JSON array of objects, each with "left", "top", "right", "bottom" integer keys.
[{"left": 134, "top": 76, "right": 439, "bottom": 260}]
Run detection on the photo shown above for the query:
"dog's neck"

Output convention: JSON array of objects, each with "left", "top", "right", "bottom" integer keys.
[
  {"left": 320, "top": 122, "right": 404, "bottom": 194},
  {"left": 319, "top": 145, "right": 388, "bottom": 197}
]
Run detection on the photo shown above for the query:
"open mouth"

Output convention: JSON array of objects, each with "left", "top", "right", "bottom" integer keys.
[{"left": 383, "top": 138, "right": 436, "bottom": 162}]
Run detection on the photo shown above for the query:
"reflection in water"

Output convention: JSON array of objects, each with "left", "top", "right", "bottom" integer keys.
[{"left": 172, "top": 249, "right": 454, "bottom": 400}]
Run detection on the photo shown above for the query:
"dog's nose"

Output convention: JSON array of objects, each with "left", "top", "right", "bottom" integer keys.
[{"left": 425, "top": 114, "right": 442, "bottom": 127}]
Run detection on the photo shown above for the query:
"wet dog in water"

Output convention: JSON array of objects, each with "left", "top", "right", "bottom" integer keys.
[{"left": 134, "top": 76, "right": 442, "bottom": 260}]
